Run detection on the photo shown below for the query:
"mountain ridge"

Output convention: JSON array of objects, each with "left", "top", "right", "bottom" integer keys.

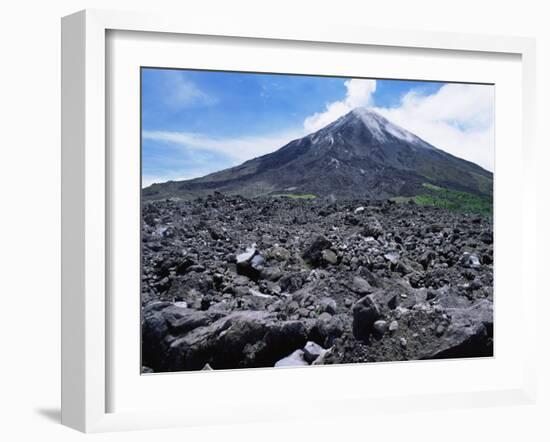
[{"left": 143, "top": 107, "right": 493, "bottom": 201}]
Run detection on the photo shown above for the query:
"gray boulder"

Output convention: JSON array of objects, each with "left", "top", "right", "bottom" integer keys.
[
  {"left": 420, "top": 300, "right": 493, "bottom": 359},
  {"left": 321, "top": 249, "right": 338, "bottom": 266},
  {"left": 351, "top": 276, "right": 372, "bottom": 294}
]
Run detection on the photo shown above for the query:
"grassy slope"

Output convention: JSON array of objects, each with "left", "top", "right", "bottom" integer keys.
[{"left": 392, "top": 183, "right": 492, "bottom": 216}]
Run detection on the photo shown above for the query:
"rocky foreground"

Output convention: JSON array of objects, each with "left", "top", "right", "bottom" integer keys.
[{"left": 141, "top": 193, "right": 493, "bottom": 372}]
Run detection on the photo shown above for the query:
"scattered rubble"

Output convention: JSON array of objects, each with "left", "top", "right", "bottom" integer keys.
[{"left": 141, "top": 194, "right": 493, "bottom": 372}]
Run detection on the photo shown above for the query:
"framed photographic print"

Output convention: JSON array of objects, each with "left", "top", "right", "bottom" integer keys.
[{"left": 61, "top": 9, "right": 537, "bottom": 432}]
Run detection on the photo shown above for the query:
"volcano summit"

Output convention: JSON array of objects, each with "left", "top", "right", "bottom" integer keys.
[{"left": 143, "top": 107, "right": 493, "bottom": 201}]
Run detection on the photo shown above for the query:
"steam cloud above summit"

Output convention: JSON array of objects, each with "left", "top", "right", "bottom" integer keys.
[
  {"left": 304, "top": 79, "right": 494, "bottom": 171},
  {"left": 304, "top": 79, "right": 377, "bottom": 132}
]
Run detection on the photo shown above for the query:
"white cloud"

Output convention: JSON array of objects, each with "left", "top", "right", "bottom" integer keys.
[
  {"left": 373, "top": 83, "right": 494, "bottom": 171},
  {"left": 304, "top": 79, "right": 376, "bottom": 132},
  {"left": 143, "top": 128, "right": 304, "bottom": 163}
]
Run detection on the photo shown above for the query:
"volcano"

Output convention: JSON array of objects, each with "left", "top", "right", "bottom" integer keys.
[{"left": 143, "top": 107, "right": 493, "bottom": 200}]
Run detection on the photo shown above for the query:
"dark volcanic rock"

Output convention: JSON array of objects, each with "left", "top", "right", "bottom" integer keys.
[
  {"left": 303, "top": 341, "right": 326, "bottom": 363},
  {"left": 142, "top": 310, "right": 170, "bottom": 370},
  {"left": 302, "top": 235, "right": 333, "bottom": 266},
  {"left": 261, "top": 320, "right": 309, "bottom": 364},
  {"left": 309, "top": 313, "right": 347, "bottom": 348},
  {"left": 141, "top": 192, "right": 493, "bottom": 371},
  {"left": 148, "top": 309, "right": 311, "bottom": 371},
  {"left": 167, "top": 310, "right": 272, "bottom": 370},
  {"left": 352, "top": 295, "right": 381, "bottom": 340}
]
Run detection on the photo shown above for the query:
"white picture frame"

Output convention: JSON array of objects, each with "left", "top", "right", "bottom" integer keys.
[{"left": 61, "top": 9, "right": 537, "bottom": 433}]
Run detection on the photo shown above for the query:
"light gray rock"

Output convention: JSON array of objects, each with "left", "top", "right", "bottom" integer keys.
[
  {"left": 460, "top": 252, "right": 481, "bottom": 269},
  {"left": 250, "top": 254, "right": 265, "bottom": 271},
  {"left": 248, "top": 288, "right": 273, "bottom": 299},
  {"left": 274, "top": 349, "right": 309, "bottom": 367},
  {"left": 352, "top": 276, "right": 372, "bottom": 294},
  {"left": 303, "top": 341, "right": 325, "bottom": 363},
  {"left": 389, "top": 320, "right": 399, "bottom": 333},
  {"left": 384, "top": 251, "right": 400, "bottom": 265},
  {"left": 321, "top": 249, "right": 338, "bottom": 265},
  {"left": 312, "top": 346, "right": 333, "bottom": 365},
  {"left": 236, "top": 245, "right": 256, "bottom": 264}
]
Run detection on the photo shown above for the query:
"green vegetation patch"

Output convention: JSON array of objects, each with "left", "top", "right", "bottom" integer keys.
[
  {"left": 391, "top": 183, "right": 492, "bottom": 216},
  {"left": 271, "top": 193, "right": 317, "bottom": 200}
]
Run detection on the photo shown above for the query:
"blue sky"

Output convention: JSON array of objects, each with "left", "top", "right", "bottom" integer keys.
[{"left": 142, "top": 68, "right": 494, "bottom": 186}]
